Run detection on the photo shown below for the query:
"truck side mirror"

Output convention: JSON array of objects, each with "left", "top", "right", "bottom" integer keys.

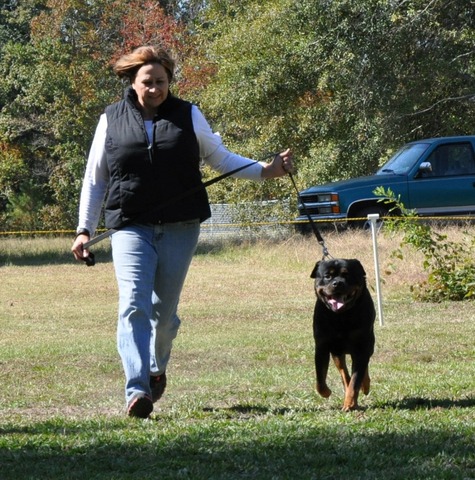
[{"left": 416, "top": 162, "right": 433, "bottom": 178}]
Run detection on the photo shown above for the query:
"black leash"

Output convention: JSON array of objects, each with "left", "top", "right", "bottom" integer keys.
[
  {"left": 81, "top": 153, "right": 278, "bottom": 265},
  {"left": 287, "top": 171, "right": 331, "bottom": 260}
]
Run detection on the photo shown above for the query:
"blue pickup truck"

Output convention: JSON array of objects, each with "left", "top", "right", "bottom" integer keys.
[{"left": 295, "top": 136, "right": 475, "bottom": 229}]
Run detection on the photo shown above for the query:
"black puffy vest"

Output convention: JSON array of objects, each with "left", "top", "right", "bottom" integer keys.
[{"left": 103, "top": 88, "right": 211, "bottom": 228}]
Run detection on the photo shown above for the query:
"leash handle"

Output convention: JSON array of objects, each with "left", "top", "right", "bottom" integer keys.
[
  {"left": 80, "top": 251, "right": 95, "bottom": 267},
  {"left": 83, "top": 229, "right": 117, "bottom": 250}
]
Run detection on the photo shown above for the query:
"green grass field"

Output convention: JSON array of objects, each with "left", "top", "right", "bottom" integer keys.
[{"left": 0, "top": 230, "right": 474, "bottom": 479}]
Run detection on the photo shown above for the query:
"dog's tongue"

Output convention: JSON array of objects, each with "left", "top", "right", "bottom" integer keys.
[{"left": 328, "top": 297, "right": 345, "bottom": 311}]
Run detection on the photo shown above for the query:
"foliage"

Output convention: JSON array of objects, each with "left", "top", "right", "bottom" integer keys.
[
  {"left": 375, "top": 186, "right": 475, "bottom": 302},
  {"left": 113, "top": 0, "right": 215, "bottom": 98},
  {"left": 0, "top": 0, "right": 48, "bottom": 44},
  {"left": 197, "top": 0, "right": 475, "bottom": 199},
  {"left": 111, "top": 0, "right": 185, "bottom": 62},
  {"left": 0, "top": 1, "right": 119, "bottom": 230},
  {"left": 0, "top": 0, "right": 215, "bottom": 230},
  {"left": 0, "top": 141, "right": 27, "bottom": 196},
  {"left": 4, "top": 180, "right": 46, "bottom": 231}
]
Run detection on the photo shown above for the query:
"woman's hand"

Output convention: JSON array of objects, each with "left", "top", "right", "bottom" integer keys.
[
  {"left": 261, "top": 149, "right": 294, "bottom": 179},
  {"left": 71, "top": 234, "right": 90, "bottom": 262}
]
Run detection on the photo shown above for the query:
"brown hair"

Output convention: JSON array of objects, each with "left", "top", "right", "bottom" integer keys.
[{"left": 113, "top": 46, "right": 175, "bottom": 82}]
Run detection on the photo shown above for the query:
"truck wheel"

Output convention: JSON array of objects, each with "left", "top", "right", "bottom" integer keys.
[{"left": 351, "top": 206, "right": 388, "bottom": 229}]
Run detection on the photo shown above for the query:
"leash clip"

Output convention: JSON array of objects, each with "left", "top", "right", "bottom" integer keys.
[{"left": 320, "top": 241, "right": 331, "bottom": 260}]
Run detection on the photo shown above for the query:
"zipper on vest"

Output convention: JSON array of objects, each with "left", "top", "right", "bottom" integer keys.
[{"left": 142, "top": 120, "right": 153, "bottom": 164}]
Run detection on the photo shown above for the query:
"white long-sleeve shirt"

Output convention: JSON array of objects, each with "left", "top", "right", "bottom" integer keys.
[{"left": 77, "top": 105, "right": 266, "bottom": 235}]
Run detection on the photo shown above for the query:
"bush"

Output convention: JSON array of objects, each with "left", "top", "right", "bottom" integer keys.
[{"left": 375, "top": 186, "right": 475, "bottom": 301}]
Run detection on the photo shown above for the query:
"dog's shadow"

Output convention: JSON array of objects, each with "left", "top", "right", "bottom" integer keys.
[
  {"left": 376, "top": 396, "right": 475, "bottom": 411},
  {"left": 202, "top": 396, "right": 475, "bottom": 418},
  {"left": 202, "top": 404, "right": 314, "bottom": 418}
]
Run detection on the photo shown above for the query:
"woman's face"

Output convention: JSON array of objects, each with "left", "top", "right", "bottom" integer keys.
[{"left": 132, "top": 63, "right": 170, "bottom": 116}]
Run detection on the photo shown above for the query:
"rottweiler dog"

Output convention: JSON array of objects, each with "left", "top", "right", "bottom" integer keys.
[{"left": 311, "top": 259, "right": 375, "bottom": 411}]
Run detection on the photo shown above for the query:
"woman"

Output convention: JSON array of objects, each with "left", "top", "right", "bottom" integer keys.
[{"left": 71, "top": 46, "right": 293, "bottom": 418}]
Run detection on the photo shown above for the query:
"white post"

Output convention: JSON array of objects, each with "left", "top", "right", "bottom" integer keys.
[{"left": 367, "top": 214, "right": 384, "bottom": 326}]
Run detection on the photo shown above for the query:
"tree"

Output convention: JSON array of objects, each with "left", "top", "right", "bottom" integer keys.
[
  {"left": 194, "top": 0, "right": 475, "bottom": 206},
  {"left": 0, "top": 0, "right": 122, "bottom": 229},
  {"left": 0, "top": 0, "right": 212, "bottom": 230},
  {"left": 0, "top": 0, "right": 48, "bottom": 45}
]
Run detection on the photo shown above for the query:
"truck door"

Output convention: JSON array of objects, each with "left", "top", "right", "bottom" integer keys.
[{"left": 407, "top": 142, "right": 475, "bottom": 214}]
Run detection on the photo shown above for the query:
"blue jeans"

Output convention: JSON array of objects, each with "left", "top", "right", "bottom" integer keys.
[{"left": 111, "top": 220, "right": 200, "bottom": 404}]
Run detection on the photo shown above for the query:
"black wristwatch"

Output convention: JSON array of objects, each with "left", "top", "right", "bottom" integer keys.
[{"left": 75, "top": 228, "right": 90, "bottom": 238}]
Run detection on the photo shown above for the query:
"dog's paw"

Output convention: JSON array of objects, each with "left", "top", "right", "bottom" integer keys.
[
  {"left": 316, "top": 384, "right": 332, "bottom": 398},
  {"left": 342, "top": 403, "right": 358, "bottom": 412},
  {"left": 342, "top": 390, "right": 359, "bottom": 411},
  {"left": 342, "top": 398, "right": 362, "bottom": 412}
]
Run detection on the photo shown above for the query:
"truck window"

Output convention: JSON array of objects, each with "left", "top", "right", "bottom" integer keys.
[
  {"left": 377, "top": 143, "right": 429, "bottom": 175},
  {"left": 427, "top": 143, "right": 475, "bottom": 176}
]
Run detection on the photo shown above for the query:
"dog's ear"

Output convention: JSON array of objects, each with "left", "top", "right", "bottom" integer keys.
[
  {"left": 310, "top": 261, "right": 321, "bottom": 279},
  {"left": 349, "top": 259, "right": 367, "bottom": 278}
]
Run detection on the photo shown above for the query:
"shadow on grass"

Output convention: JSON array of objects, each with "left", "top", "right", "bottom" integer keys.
[
  {"left": 0, "top": 235, "right": 256, "bottom": 267},
  {"left": 0, "top": 415, "right": 473, "bottom": 480},
  {"left": 0, "top": 244, "right": 113, "bottom": 267},
  {"left": 204, "top": 396, "right": 475, "bottom": 417},
  {"left": 202, "top": 404, "right": 300, "bottom": 419},
  {"left": 376, "top": 396, "right": 475, "bottom": 410}
]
